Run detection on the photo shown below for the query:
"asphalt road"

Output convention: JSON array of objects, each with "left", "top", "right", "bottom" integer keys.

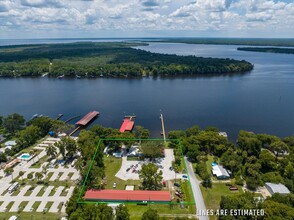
[{"left": 185, "top": 157, "right": 209, "bottom": 220}]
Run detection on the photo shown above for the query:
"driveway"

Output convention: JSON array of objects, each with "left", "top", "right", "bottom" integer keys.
[
  {"left": 115, "top": 149, "right": 182, "bottom": 181},
  {"left": 185, "top": 157, "right": 209, "bottom": 220}
]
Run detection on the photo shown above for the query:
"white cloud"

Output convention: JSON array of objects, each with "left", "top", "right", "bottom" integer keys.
[{"left": 0, "top": 0, "right": 293, "bottom": 38}]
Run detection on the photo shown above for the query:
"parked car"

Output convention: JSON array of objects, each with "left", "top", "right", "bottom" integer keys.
[
  {"left": 113, "top": 182, "right": 116, "bottom": 188},
  {"left": 174, "top": 182, "right": 180, "bottom": 187},
  {"left": 182, "top": 175, "right": 188, "bottom": 179},
  {"left": 169, "top": 166, "right": 173, "bottom": 171},
  {"left": 175, "top": 191, "right": 183, "bottom": 198},
  {"left": 126, "top": 168, "right": 131, "bottom": 172}
]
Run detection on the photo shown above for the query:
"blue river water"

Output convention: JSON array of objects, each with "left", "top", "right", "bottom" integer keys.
[{"left": 0, "top": 40, "right": 293, "bottom": 140}]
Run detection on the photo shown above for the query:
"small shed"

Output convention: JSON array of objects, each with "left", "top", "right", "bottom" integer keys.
[{"left": 265, "top": 182, "right": 290, "bottom": 196}]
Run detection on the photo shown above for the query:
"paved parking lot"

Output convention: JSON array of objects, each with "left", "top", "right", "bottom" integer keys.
[{"left": 115, "top": 149, "right": 183, "bottom": 181}]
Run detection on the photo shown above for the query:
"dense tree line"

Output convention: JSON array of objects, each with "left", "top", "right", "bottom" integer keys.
[
  {"left": 168, "top": 126, "right": 294, "bottom": 192},
  {"left": 238, "top": 47, "right": 294, "bottom": 54},
  {"left": 0, "top": 113, "right": 73, "bottom": 157},
  {"left": 220, "top": 192, "right": 294, "bottom": 220},
  {"left": 0, "top": 42, "right": 253, "bottom": 78}
]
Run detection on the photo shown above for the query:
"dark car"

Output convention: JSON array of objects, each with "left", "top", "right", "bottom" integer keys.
[{"left": 174, "top": 182, "right": 180, "bottom": 187}]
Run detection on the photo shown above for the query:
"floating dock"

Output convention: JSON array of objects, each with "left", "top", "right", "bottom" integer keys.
[
  {"left": 120, "top": 116, "right": 136, "bottom": 133},
  {"left": 75, "top": 111, "right": 99, "bottom": 126}
]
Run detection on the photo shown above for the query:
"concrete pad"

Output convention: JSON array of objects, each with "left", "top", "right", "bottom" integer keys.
[
  {"left": 36, "top": 201, "right": 47, "bottom": 212},
  {"left": 59, "top": 171, "right": 69, "bottom": 181},
  {"left": 50, "top": 172, "right": 60, "bottom": 181},
  {"left": 30, "top": 185, "right": 43, "bottom": 197},
  {"left": 54, "top": 186, "right": 64, "bottom": 197},
  {"left": 43, "top": 186, "right": 54, "bottom": 197},
  {"left": 23, "top": 200, "right": 35, "bottom": 212},
  {"left": 49, "top": 201, "right": 61, "bottom": 213},
  {"left": 71, "top": 171, "right": 80, "bottom": 180},
  {"left": 18, "top": 185, "right": 32, "bottom": 197},
  {"left": 0, "top": 200, "right": 11, "bottom": 212},
  {"left": 10, "top": 200, "right": 22, "bottom": 212}
]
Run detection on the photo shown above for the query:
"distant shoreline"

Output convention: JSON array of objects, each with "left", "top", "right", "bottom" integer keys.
[
  {"left": 0, "top": 42, "right": 253, "bottom": 78},
  {"left": 237, "top": 47, "right": 294, "bottom": 54}
]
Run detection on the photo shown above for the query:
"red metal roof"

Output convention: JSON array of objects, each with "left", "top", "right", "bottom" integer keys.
[
  {"left": 84, "top": 190, "right": 171, "bottom": 202},
  {"left": 76, "top": 111, "right": 99, "bottom": 126},
  {"left": 120, "top": 118, "right": 135, "bottom": 133}
]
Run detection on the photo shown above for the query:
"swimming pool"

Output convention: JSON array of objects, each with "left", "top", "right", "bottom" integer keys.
[{"left": 18, "top": 153, "right": 32, "bottom": 161}]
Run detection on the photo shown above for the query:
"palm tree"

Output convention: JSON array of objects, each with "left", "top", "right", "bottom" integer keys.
[
  {"left": 46, "top": 145, "right": 57, "bottom": 159},
  {"left": 35, "top": 172, "right": 43, "bottom": 182},
  {"left": 4, "top": 167, "right": 14, "bottom": 180}
]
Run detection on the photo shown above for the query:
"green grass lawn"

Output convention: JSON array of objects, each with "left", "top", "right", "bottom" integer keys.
[
  {"left": 32, "top": 201, "right": 41, "bottom": 211},
  {"left": 24, "top": 186, "right": 36, "bottom": 196},
  {"left": 30, "top": 155, "right": 49, "bottom": 169},
  {"left": 200, "top": 183, "right": 243, "bottom": 211},
  {"left": 45, "top": 172, "right": 54, "bottom": 181},
  {"left": 67, "top": 172, "right": 74, "bottom": 180},
  {"left": 60, "top": 187, "right": 69, "bottom": 196},
  {"left": 37, "top": 186, "right": 46, "bottom": 197},
  {"left": 18, "top": 201, "right": 29, "bottom": 212},
  {"left": 206, "top": 155, "right": 215, "bottom": 174},
  {"left": 127, "top": 203, "right": 195, "bottom": 219},
  {"left": 103, "top": 156, "right": 141, "bottom": 190},
  {"left": 5, "top": 201, "right": 14, "bottom": 211},
  {"left": 49, "top": 186, "right": 58, "bottom": 196},
  {"left": 0, "top": 212, "right": 65, "bottom": 220},
  {"left": 44, "top": 201, "right": 53, "bottom": 212}
]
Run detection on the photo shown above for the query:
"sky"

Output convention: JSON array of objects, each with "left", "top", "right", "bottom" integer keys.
[{"left": 0, "top": 0, "right": 293, "bottom": 39}]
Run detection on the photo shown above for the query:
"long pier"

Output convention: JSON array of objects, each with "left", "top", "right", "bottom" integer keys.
[
  {"left": 69, "top": 126, "right": 81, "bottom": 136},
  {"left": 65, "top": 115, "right": 81, "bottom": 123},
  {"left": 160, "top": 113, "right": 166, "bottom": 143}
]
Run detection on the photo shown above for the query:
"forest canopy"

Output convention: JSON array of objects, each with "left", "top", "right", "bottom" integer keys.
[{"left": 0, "top": 42, "right": 253, "bottom": 78}]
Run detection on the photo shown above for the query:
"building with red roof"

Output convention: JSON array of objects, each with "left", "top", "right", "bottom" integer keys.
[
  {"left": 84, "top": 190, "right": 171, "bottom": 203},
  {"left": 76, "top": 111, "right": 99, "bottom": 126}
]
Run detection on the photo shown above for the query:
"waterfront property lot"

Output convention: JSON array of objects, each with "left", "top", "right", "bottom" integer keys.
[{"left": 78, "top": 139, "right": 195, "bottom": 206}]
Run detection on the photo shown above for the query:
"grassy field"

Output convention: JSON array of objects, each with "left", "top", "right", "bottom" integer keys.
[
  {"left": 0, "top": 212, "right": 64, "bottom": 220},
  {"left": 127, "top": 204, "right": 195, "bottom": 219},
  {"left": 103, "top": 156, "right": 141, "bottom": 190},
  {"left": 200, "top": 183, "right": 243, "bottom": 211}
]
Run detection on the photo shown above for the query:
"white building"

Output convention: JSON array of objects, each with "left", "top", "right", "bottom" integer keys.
[
  {"left": 265, "top": 182, "right": 290, "bottom": 196},
  {"left": 218, "top": 132, "right": 228, "bottom": 138},
  {"left": 212, "top": 165, "right": 230, "bottom": 179},
  {"left": 5, "top": 140, "right": 17, "bottom": 147}
]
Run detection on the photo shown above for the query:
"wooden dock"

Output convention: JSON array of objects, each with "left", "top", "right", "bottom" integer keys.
[{"left": 160, "top": 113, "right": 166, "bottom": 143}]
